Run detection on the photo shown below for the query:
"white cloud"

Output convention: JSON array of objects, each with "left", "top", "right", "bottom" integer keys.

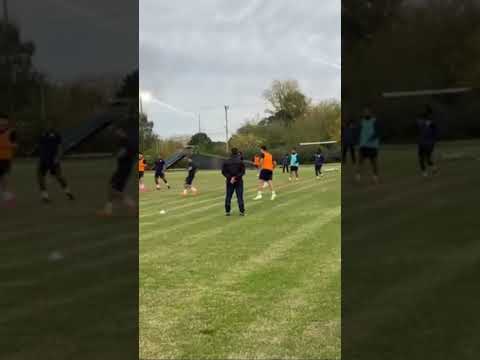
[{"left": 140, "top": 0, "right": 341, "bottom": 140}]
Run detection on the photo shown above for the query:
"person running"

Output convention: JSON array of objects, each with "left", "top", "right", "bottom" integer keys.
[
  {"left": 37, "top": 127, "right": 74, "bottom": 203},
  {"left": 139, "top": 152, "right": 146, "bottom": 191},
  {"left": 154, "top": 155, "right": 170, "bottom": 190},
  {"left": 254, "top": 145, "right": 276, "bottom": 200},
  {"left": 183, "top": 157, "right": 198, "bottom": 196},
  {"left": 97, "top": 126, "right": 137, "bottom": 217},
  {"left": 222, "top": 147, "right": 245, "bottom": 216},
  {"left": 0, "top": 113, "right": 17, "bottom": 206},
  {"left": 282, "top": 153, "right": 290, "bottom": 173},
  {"left": 314, "top": 148, "right": 325, "bottom": 179},
  {"left": 356, "top": 106, "right": 380, "bottom": 184},
  {"left": 289, "top": 148, "right": 300, "bottom": 181},
  {"left": 417, "top": 105, "right": 438, "bottom": 177},
  {"left": 342, "top": 120, "right": 357, "bottom": 164}
]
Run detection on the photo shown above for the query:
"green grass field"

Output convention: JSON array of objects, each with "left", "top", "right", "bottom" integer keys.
[
  {"left": 1, "top": 159, "right": 138, "bottom": 360},
  {"left": 140, "top": 164, "right": 341, "bottom": 360},
  {"left": 342, "top": 140, "right": 480, "bottom": 359}
]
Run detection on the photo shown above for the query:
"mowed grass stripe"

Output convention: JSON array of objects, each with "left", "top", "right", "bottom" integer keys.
[
  {"left": 139, "top": 171, "right": 338, "bottom": 216},
  {"left": 140, "top": 178, "right": 333, "bottom": 236},
  {"left": 171, "top": 209, "right": 340, "bottom": 359},
  {"left": 139, "top": 165, "right": 339, "bottom": 208},
  {"left": 140, "top": 179, "right": 338, "bottom": 266},
  {"left": 140, "top": 168, "right": 340, "bottom": 359},
  {"left": 141, "top": 208, "right": 339, "bottom": 359}
]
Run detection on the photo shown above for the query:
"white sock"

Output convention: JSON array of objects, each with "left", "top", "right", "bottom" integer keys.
[{"left": 41, "top": 191, "right": 49, "bottom": 199}]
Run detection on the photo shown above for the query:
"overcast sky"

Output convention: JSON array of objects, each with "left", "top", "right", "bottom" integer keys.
[
  {"left": 140, "top": 0, "right": 341, "bottom": 140},
  {"left": 9, "top": 0, "right": 137, "bottom": 81}
]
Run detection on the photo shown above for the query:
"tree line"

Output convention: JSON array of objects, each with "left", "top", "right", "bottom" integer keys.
[
  {"left": 141, "top": 80, "right": 341, "bottom": 165},
  {"left": 2, "top": 20, "right": 138, "bottom": 155},
  {"left": 342, "top": 0, "right": 480, "bottom": 142}
]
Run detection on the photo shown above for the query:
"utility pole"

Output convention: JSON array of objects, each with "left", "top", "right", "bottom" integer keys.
[
  {"left": 198, "top": 113, "right": 201, "bottom": 133},
  {"left": 224, "top": 105, "right": 229, "bottom": 153}
]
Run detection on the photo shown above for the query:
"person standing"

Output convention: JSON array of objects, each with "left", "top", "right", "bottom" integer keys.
[
  {"left": 289, "top": 148, "right": 300, "bottom": 181},
  {"left": 182, "top": 157, "right": 198, "bottom": 196},
  {"left": 314, "top": 148, "right": 325, "bottom": 179},
  {"left": 139, "top": 152, "right": 146, "bottom": 191},
  {"left": 356, "top": 106, "right": 381, "bottom": 184},
  {"left": 221, "top": 147, "right": 245, "bottom": 216},
  {"left": 254, "top": 145, "right": 276, "bottom": 201},
  {"left": 37, "top": 127, "right": 74, "bottom": 203},
  {"left": 282, "top": 153, "right": 290, "bottom": 173},
  {"left": 417, "top": 105, "right": 438, "bottom": 177}
]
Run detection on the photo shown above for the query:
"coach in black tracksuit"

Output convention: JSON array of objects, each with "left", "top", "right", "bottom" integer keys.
[{"left": 222, "top": 147, "right": 246, "bottom": 216}]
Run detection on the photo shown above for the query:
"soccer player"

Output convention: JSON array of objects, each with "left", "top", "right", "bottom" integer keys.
[
  {"left": 139, "top": 152, "right": 146, "bottom": 191},
  {"left": 314, "top": 148, "right": 325, "bottom": 179},
  {"left": 37, "top": 127, "right": 74, "bottom": 203},
  {"left": 154, "top": 155, "right": 170, "bottom": 190},
  {"left": 254, "top": 145, "right": 276, "bottom": 200},
  {"left": 222, "top": 147, "right": 245, "bottom": 216},
  {"left": 417, "top": 105, "right": 438, "bottom": 177},
  {"left": 282, "top": 153, "right": 290, "bottom": 173},
  {"left": 342, "top": 120, "right": 357, "bottom": 164},
  {"left": 356, "top": 106, "right": 380, "bottom": 184},
  {"left": 97, "top": 125, "right": 137, "bottom": 216},
  {"left": 0, "top": 113, "right": 17, "bottom": 206},
  {"left": 183, "top": 157, "right": 198, "bottom": 196},
  {"left": 289, "top": 148, "right": 300, "bottom": 181}
]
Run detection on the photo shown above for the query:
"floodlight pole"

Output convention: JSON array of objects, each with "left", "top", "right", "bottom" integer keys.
[{"left": 224, "top": 105, "right": 229, "bottom": 153}]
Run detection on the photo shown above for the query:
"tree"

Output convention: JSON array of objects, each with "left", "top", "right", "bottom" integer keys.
[
  {"left": 139, "top": 112, "right": 156, "bottom": 151},
  {"left": 263, "top": 80, "right": 310, "bottom": 126},
  {"left": 229, "top": 133, "right": 264, "bottom": 151},
  {"left": 189, "top": 132, "right": 213, "bottom": 147},
  {"left": 116, "top": 69, "right": 138, "bottom": 98},
  {"left": 1, "top": 21, "right": 39, "bottom": 113}
]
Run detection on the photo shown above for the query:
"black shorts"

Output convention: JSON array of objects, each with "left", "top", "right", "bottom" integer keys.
[
  {"left": 259, "top": 169, "right": 273, "bottom": 181},
  {"left": 359, "top": 147, "right": 378, "bottom": 160},
  {"left": 290, "top": 166, "right": 299, "bottom": 172},
  {"left": 38, "top": 160, "right": 61, "bottom": 176},
  {"left": 0, "top": 159, "right": 11, "bottom": 177},
  {"left": 139, "top": 171, "right": 144, "bottom": 179},
  {"left": 155, "top": 171, "right": 165, "bottom": 179},
  {"left": 185, "top": 176, "right": 195, "bottom": 186}
]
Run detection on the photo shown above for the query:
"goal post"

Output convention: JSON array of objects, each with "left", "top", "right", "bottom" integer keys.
[{"left": 299, "top": 141, "right": 337, "bottom": 146}]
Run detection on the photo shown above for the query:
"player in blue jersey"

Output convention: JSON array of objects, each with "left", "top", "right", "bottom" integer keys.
[
  {"left": 289, "top": 149, "right": 300, "bottom": 181},
  {"left": 356, "top": 106, "right": 380, "bottom": 184}
]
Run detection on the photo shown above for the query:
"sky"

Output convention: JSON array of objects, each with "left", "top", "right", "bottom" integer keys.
[
  {"left": 8, "top": 0, "right": 138, "bottom": 81},
  {"left": 140, "top": 0, "right": 341, "bottom": 141}
]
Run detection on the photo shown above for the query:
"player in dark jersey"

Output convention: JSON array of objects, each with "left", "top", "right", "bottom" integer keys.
[
  {"left": 37, "top": 128, "right": 74, "bottom": 203},
  {"left": 417, "top": 105, "right": 438, "bottom": 177},
  {"left": 314, "top": 148, "right": 325, "bottom": 179},
  {"left": 97, "top": 126, "right": 137, "bottom": 216},
  {"left": 154, "top": 155, "right": 170, "bottom": 190},
  {"left": 182, "top": 157, "right": 198, "bottom": 196}
]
